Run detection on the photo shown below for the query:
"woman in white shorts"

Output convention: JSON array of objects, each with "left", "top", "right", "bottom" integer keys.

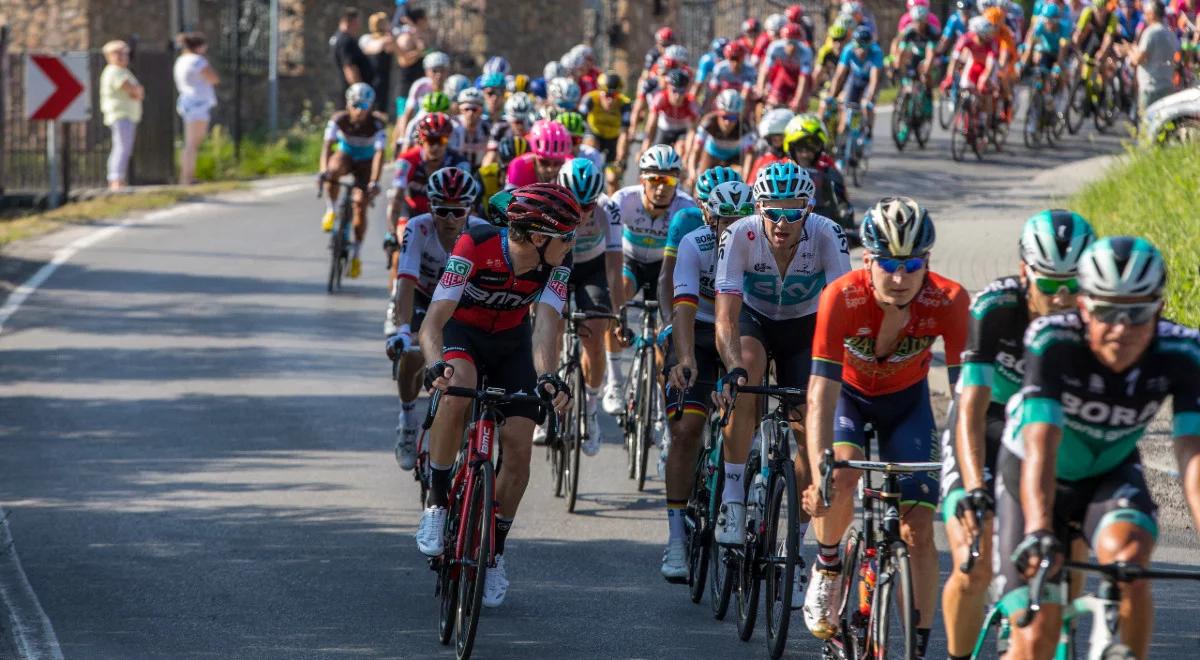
[{"left": 174, "top": 32, "right": 220, "bottom": 185}]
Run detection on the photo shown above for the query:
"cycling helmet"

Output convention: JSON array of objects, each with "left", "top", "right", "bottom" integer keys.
[
  {"left": 445, "top": 74, "right": 471, "bottom": 101},
  {"left": 549, "top": 77, "right": 582, "bottom": 109},
  {"left": 639, "top": 144, "right": 683, "bottom": 173},
  {"left": 504, "top": 182, "right": 582, "bottom": 237},
  {"left": 758, "top": 108, "right": 795, "bottom": 137},
  {"left": 457, "top": 87, "right": 485, "bottom": 107},
  {"left": 1078, "top": 236, "right": 1166, "bottom": 298},
  {"left": 529, "top": 119, "right": 573, "bottom": 159},
  {"left": 957, "top": 0, "right": 976, "bottom": 12},
  {"left": 854, "top": 25, "right": 874, "bottom": 44},
  {"left": 597, "top": 71, "right": 624, "bottom": 93},
  {"left": 503, "top": 92, "right": 534, "bottom": 122},
  {"left": 656, "top": 26, "right": 675, "bottom": 44},
  {"left": 423, "top": 51, "right": 449, "bottom": 70},
  {"left": 508, "top": 73, "right": 530, "bottom": 94},
  {"left": 498, "top": 135, "right": 529, "bottom": 166},
  {"left": 715, "top": 89, "right": 744, "bottom": 115},
  {"left": 538, "top": 105, "right": 564, "bottom": 122},
  {"left": 695, "top": 166, "right": 743, "bottom": 202},
  {"left": 753, "top": 161, "right": 816, "bottom": 201},
  {"left": 483, "top": 55, "right": 510, "bottom": 76},
  {"left": 783, "top": 113, "right": 830, "bottom": 155},
  {"left": 557, "top": 157, "right": 605, "bottom": 205},
  {"left": 572, "top": 44, "right": 596, "bottom": 64},
  {"left": 427, "top": 167, "right": 481, "bottom": 207},
  {"left": 708, "top": 180, "right": 756, "bottom": 218},
  {"left": 842, "top": 1, "right": 865, "bottom": 14},
  {"left": 1019, "top": 210, "right": 1097, "bottom": 276},
  {"left": 479, "top": 71, "right": 506, "bottom": 90},
  {"left": 724, "top": 41, "right": 748, "bottom": 60},
  {"left": 907, "top": 0, "right": 930, "bottom": 8},
  {"left": 544, "top": 60, "right": 566, "bottom": 81},
  {"left": 420, "top": 90, "right": 451, "bottom": 114},
  {"left": 1040, "top": 3, "right": 1061, "bottom": 19},
  {"left": 560, "top": 50, "right": 585, "bottom": 74},
  {"left": 781, "top": 23, "right": 804, "bottom": 40},
  {"left": 978, "top": 0, "right": 1001, "bottom": 9},
  {"left": 983, "top": 6, "right": 1006, "bottom": 27},
  {"left": 786, "top": 4, "right": 804, "bottom": 22},
  {"left": 828, "top": 21, "right": 849, "bottom": 41},
  {"left": 664, "top": 44, "right": 690, "bottom": 64},
  {"left": 556, "top": 111, "right": 587, "bottom": 137},
  {"left": 970, "top": 15, "right": 995, "bottom": 38},
  {"left": 666, "top": 68, "right": 692, "bottom": 90},
  {"left": 743, "top": 17, "right": 761, "bottom": 33},
  {"left": 416, "top": 112, "right": 454, "bottom": 141},
  {"left": 765, "top": 13, "right": 787, "bottom": 33},
  {"left": 860, "top": 197, "right": 936, "bottom": 257},
  {"left": 910, "top": 5, "right": 930, "bottom": 21},
  {"left": 345, "top": 82, "right": 375, "bottom": 108}
]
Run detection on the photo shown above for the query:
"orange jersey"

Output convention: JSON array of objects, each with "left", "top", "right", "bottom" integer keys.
[{"left": 811, "top": 269, "right": 969, "bottom": 396}]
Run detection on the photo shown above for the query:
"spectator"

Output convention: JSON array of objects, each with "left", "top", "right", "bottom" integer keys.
[
  {"left": 1129, "top": 1, "right": 1180, "bottom": 117},
  {"left": 393, "top": 7, "right": 430, "bottom": 106},
  {"left": 332, "top": 8, "right": 372, "bottom": 95},
  {"left": 360, "top": 11, "right": 396, "bottom": 115},
  {"left": 174, "top": 32, "right": 219, "bottom": 186},
  {"left": 99, "top": 40, "right": 143, "bottom": 192}
]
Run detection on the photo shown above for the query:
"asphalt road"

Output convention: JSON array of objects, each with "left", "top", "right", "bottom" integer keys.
[{"left": 1, "top": 107, "right": 1198, "bottom": 659}]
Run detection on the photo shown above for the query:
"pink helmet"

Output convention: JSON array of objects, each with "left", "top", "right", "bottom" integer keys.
[
  {"left": 906, "top": 0, "right": 929, "bottom": 7},
  {"left": 529, "top": 119, "right": 572, "bottom": 159}
]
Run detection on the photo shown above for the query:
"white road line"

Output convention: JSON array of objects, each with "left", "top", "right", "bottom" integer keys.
[{"left": 0, "top": 507, "right": 64, "bottom": 660}]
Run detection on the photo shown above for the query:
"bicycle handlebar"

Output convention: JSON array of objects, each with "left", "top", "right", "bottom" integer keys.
[
  {"left": 671, "top": 368, "right": 691, "bottom": 422},
  {"left": 960, "top": 508, "right": 985, "bottom": 574},
  {"left": 421, "top": 385, "right": 559, "bottom": 439},
  {"left": 1019, "top": 559, "right": 1200, "bottom": 629},
  {"left": 819, "top": 447, "right": 941, "bottom": 508}
]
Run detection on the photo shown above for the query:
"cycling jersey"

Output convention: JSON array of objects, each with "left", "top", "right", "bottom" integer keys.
[
  {"left": 696, "top": 51, "right": 719, "bottom": 84},
  {"left": 900, "top": 24, "right": 940, "bottom": 57},
  {"left": 392, "top": 147, "right": 471, "bottom": 216},
  {"left": 606, "top": 184, "right": 697, "bottom": 264},
  {"left": 672, "top": 225, "right": 719, "bottom": 324},
  {"left": 577, "top": 143, "right": 606, "bottom": 172},
  {"left": 952, "top": 34, "right": 999, "bottom": 89},
  {"left": 804, "top": 157, "right": 853, "bottom": 230},
  {"left": 960, "top": 275, "right": 1029, "bottom": 406},
  {"left": 487, "top": 121, "right": 527, "bottom": 152},
  {"left": 503, "top": 152, "right": 542, "bottom": 189},
  {"left": 1002, "top": 313, "right": 1200, "bottom": 481},
  {"left": 1077, "top": 7, "right": 1120, "bottom": 54},
  {"left": 664, "top": 207, "right": 704, "bottom": 258},
  {"left": 764, "top": 40, "right": 814, "bottom": 102},
  {"left": 478, "top": 162, "right": 503, "bottom": 210},
  {"left": 431, "top": 224, "right": 572, "bottom": 333},
  {"left": 943, "top": 12, "right": 970, "bottom": 42},
  {"left": 746, "top": 152, "right": 790, "bottom": 186},
  {"left": 580, "top": 90, "right": 631, "bottom": 140},
  {"left": 396, "top": 212, "right": 489, "bottom": 295},
  {"left": 714, "top": 213, "right": 851, "bottom": 321},
  {"left": 458, "top": 119, "right": 491, "bottom": 170},
  {"left": 1116, "top": 9, "right": 1143, "bottom": 43},
  {"left": 1032, "top": 15, "right": 1071, "bottom": 56},
  {"left": 708, "top": 60, "right": 757, "bottom": 92},
  {"left": 325, "top": 111, "right": 388, "bottom": 162},
  {"left": 573, "top": 193, "right": 621, "bottom": 263},
  {"left": 692, "top": 113, "right": 756, "bottom": 162},
  {"left": 816, "top": 40, "right": 845, "bottom": 71},
  {"left": 811, "top": 269, "right": 969, "bottom": 396},
  {"left": 839, "top": 42, "right": 885, "bottom": 81},
  {"left": 651, "top": 92, "right": 701, "bottom": 134}
]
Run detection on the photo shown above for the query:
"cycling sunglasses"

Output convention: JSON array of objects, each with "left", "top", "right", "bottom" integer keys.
[
  {"left": 1026, "top": 266, "right": 1080, "bottom": 295},
  {"left": 874, "top": 255, "right": 929, "bottom": 273},
  {"left": 713, "top": 202, "right": 755, "bottom": 217},
  {"left": 531, "top": 229, "right": 577, "bottom": 242},
  {"left": 1082, "top": 297, "right": 1160, "bottom": 325},
  {"left": 483, "top": 88, "right": 502, "bottom": 97},
  {"left": 459, "top": 103, "right": 482, "bottom": 113},
  {"left": 760, "top": 206, "right": 811, "bottom": 223},
  {"left": 640, "top": 173, "right": 679, "bottom": 187},
  {"left": 536, "top": 156, "right": 566, "bottom": 169},
  {"left": 351, "top": 101, "right": 372, "bottom": 111},
  {"left": 603, "top": 90, "right": 621, "bottom": 98},
  {"left": 422, "top": 135, "right": 450, "bottom": 146},
  {"left": 719, "top": 112, "right": 740, "bottom": 121},
  {"left": 432, "top": 206, "right": 469, "bottom": 218},
  {"left": 580, "top": 201, "right": 597, "bottom": 213}
]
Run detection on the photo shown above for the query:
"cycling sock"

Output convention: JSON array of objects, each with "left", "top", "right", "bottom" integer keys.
[
  {"left": 605, "top": 352, "right": 624, "bottom": 385},
  {"left": 816, "top": 542, "right": 841, "bottom": 570},
  {"left": 429, "top": 463, "right": 453, "bottom": 508},
  {"left": 351, "top": 241, "right": 361, "bottom": 258},
  {"left": 494, "top": 516, "right": 513, "bottom": 556},
  {"left": 666, "top": 501, "right": 687, "bottom": 542},
  {"left": 722, "top": 462, "right": 746, "bottom": 504},
  {"left": 586, "top": 386, "right": 601, "bottom": 413},
  {"left": 915, "top": 627, "right": 931, "bottom": 659},
  {"left": 948, "top": 655, "right": 971, "bottom": 660},
  {"left": 325, "top": 200, "right": 335, "bottom": 213}
]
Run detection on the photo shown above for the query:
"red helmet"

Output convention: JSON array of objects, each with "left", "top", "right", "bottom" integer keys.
[
  {"left": 417, "top": 112, "right": 453, "bottom": 141},
  {"left": 742, "top": 17, "right": 761, "bottom": 33},
  {"left": 723, "top": 41, "right": 747, "bottom": 60},
  {"left": 781, "top": 23, "right": 803, "bottom": 40},
  {"left": 786, "top": 4, "right": 804, "bottom": 22},
  {"left": 504, "top": 183, "right": 581, "bottom": 237},
  {"left": 655, "top": 27, "right": 674, "bottom": 44}
]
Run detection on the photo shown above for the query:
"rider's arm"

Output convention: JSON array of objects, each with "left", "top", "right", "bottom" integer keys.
[
  {"left": 642, "top": 107, "right": 660, "bottom": 151},
  {"left": 1017, "top": 320, "right": 1069, "bottom": 533},
  {"left": 807, "top": 279, "right": 851, "bottom": 475},
  {"left": 370, "top": 125, "right": 387, "bottom": 185},
  {"left": 670, "top": 235, "right": 703, "bottom": 379},
  {"left": 394, "top": 219, "right": 427, "bottom": 325},
  {"left": 805, "top": 374, "right": 843, "bottom": 482},
  {"left": 1171, "top": 360, "right": 1200, "bottom": 532},
  {"left": 955, "top": 288, "right": 1005, "bottom": 492},
  {"left": 419, "top": 299, "right": 456, "bottom": 368},
  {"left": 320, "top": 119, "right": 337, "bottom": 173},
  {"left": 829, "top": 63, "right": 849, "bottom": 98},
  {"left": 941, "top": 284, "right": 971, "bottom": 389},
  {"left": 602, "top": 201, "right": 626, "bottom": 312},
  {"left": 532, "top": 265, "right": 572, "bottom": 375},
  {"left": 1177, "top": 436, "right": 1200, "bottom": 534},
  {"left": 1021, "top": 422, "right": 1062, "bottom": 533},
  {"left": 712, "top": 224, "right": 747, "bottom": 372}
]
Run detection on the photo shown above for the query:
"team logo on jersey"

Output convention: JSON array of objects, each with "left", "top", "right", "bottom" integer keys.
[
  {"left": 547, "top": 267, "right": 570, "bottom": 301},
  {"left": 843, "top": 284, "right": 868, "bottom": 309},
  {"left": 1088, "top": 374, "right": 1105, "bottom": 394},
  {"left": 440, "top": 256, "right": 472, "bottom": 288},
  {"left": 747, "top": 230, "right": 756, "bottom": 241}
]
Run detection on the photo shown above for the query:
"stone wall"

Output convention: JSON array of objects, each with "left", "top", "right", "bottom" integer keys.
[
  {"left": 482, "top": 0, "right": 587, "bottom": 80},
  {"left": 0, "top": 0, "right": 91, "bottom": 51},
  {"left": 88, "top": 0, "right": 175, "bottom": 53}
]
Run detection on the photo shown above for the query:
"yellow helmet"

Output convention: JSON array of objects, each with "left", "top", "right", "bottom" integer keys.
[{"left": 782, "top": 113, "right": 829, "bottom": 155}]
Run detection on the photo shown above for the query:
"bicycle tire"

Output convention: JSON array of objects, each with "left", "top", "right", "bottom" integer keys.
[
  {"left": 635, "top": 346, "right": 655, "bottom": 491},
  {"left": 736, "top": 454, "right": 762, "bottom": 641},
  {"left": 938, "top": 88, "right": 955, "bottom": 130},
  {"left": 437, "top": 500, "right": 461, "bottom": 645},
  {"left": 950, "top": 106, "right": 969, "bottom": 162},
  {"left": 1095, "top": 78, "right": 1117, "bottom": 132},
  {"left": 1024, "top": 93, "right": 1043, "bottom": 149},
  {"left": 550, "top": 417, "right": 566, "bottom": 498},
  {"left": 891, "top": 91, "right": 910, "bottom": 152},
  {"left": 455, "top": 460, "right": 493, "bottom": 659},
  {"left": 764, "top": 464, "right": 800, "bottom": 659},
  {"left": 1066, "top": 80, "right": 1087, "bottom": 134},
  {"left": 625, "top": 348, "right": 643, "bottom": 480},
  {"left": 915, "top": 98, "right": 932, "bottom": 149},
  {"left": 830, "top": 529, "right": 865, "bottom": 660},
  {"left": 708, "top": 446, "right": 734, "bottom": 619},
  {"left": 687, "top": 430, "right": 712, "bottom": 603},
  {"left": 565, "top": 365, "right": 584, "bottom": 512},
  {"left": 327, "top": 218, "right": 344, "bottom": 293},
  {"left": 1100, "top": 644, "right": 1136, "bottom": 660},
  {"left": 871, "top": 542, "right": 915, "bottom": 659}
]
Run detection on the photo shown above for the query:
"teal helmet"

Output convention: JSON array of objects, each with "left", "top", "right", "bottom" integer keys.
[
  {"left": 479, "top": 71, "right": 506, "bottom": 90},
  {"left": 752, "top": 161, "right": 815, "bottom": 201},
  {"left": 694, "top": 166, "right": 742, "bottom": 203},
  {"left": 557, "top": 157, "right": 605, "bottom": 205},
  {"left": 1078, "top": 236, "right": 1167, "bottom": 298},
  {"left": 1019, "top": 210, "right": 1096, "bottom": 275}
]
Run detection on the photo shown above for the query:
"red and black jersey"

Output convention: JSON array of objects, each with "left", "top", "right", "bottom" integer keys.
[
  {"left": 431, "top": 225, "right": 572, "bottom": 333},
  {"left": 391, "top": 146, "right": 471, "bottom": 216}
]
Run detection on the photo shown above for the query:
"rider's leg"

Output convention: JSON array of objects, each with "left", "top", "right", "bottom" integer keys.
[
  {"left": 427, "top": 357, "right": 476, "bottom": 506},
  {"left": 581, "top": 318, "right": 607, "bottom": 390},
  {"left": 943, "top": 512, "right": 995, "bottom": 657},
  {"left": 1094, "top": 523, "right": 1154, "bottom": 657},
  {"left": 666, "top": 411, "right": 707, "bottom": 524},
  {"left": 901, "top": 505, "right": 939, "bottom": 637},
  {"left": 721, "top": 334, "right": 766, "bottom": 503},
  {"left": 496, "top": 416, "right": 535, "bottom": 523}
]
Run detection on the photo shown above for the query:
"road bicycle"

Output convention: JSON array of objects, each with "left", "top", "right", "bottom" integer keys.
[
  {"left": 1068, "top": 55, "right": 1119, "bottom": 134},
  {"left": 1024, "top": 64, "right": 1066, "bottom": 149},
  {"left": 549, "top": 303, "right": 618, "bottom": 513},
  {"left": 422, "top": 385, "right": 555, "bottom": 660},
  {"left": 681, "top": 377, "right": 736, "bottom": 618},
  {"left": 891, "top": 74, "right": 933, "bottom": 151},
  {"left": 835, "top": 102, "right": 869, "bottom": 187},
  {"left": 937, "top": 73, "right": 961, "bottom": 130},
  {"left": 723, "top": 384, "right": 808, "bottom": 659},
  {"left": 617, "top": 295, "right": 663, "bottom": 492},
  {"left": 317, "top": 178, "right": 364, "bottom": 294},
  {"left": 951, "top": 87, "right": 989, "bottom": 161},
  {"left": 819, "top": 444, "right": 942, "bottom": 660}
]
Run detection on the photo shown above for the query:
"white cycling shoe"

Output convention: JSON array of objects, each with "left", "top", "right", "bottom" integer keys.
[
  {"left": 715, "top": 502, "right": 745, "bottom": 546},
  {"left": 416, "top": 506, "right": 447, "bottom": 557},
  {"left": 661, "top": 540, "right": 688, "bottom": 583},
  {"left": 394, "top": 425, "right": 417, "bottom": 471},
  {"left": 601, "top": 381, "right": 624, "bottom": 416},
  {"left": 803, "top": 562, "right": 843, "bottom": 640},
  {"left": 532, "top": 423, "right": 547, "bottom": 446},
  {"left": 582, "top": 410, "right": 602, "bottom": 456},
  {"left": 482, "top": 555, "right": 509, "bottom": 608}
]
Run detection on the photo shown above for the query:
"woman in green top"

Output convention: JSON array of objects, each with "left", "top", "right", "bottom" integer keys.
[{"left": 99, "top": 40, "right": 144, "bottom": 191}]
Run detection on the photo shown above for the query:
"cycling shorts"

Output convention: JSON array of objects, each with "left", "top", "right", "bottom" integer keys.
[
  {"left": 409, "top": 290, "right": 433, "bottom": 334},
  {"left": 738, "top": 306, "right": 816, "bottom": 393},
  {"left": 663, "top": 321, "right": 721, "bottom": 419},
  {"left": 994, "top": 446, "right": 1158, "bottom": 596},
  {"left": 589, "top": 134, "right": 620, "bottom": 164},
  {"left": 833, "top": 379, "right": 940, "bottom": 507},
  {"left": 623, "top": 258, "right": 662, "bottom": 301},
  {"left": 962, "top": 62, "right": 994, "bottom": 93},
  {"left": 570, "top": 255, "right": 613, "bottom": 314},
  {"left": 940, "top": 401, "right": 1006, "bottom": 525},
  {"left": 441, "top": 317, "right": 540, "bottom": 421},
  {"left": 656, "top": 126, "right": 689, "bottom": 147},
  {"left": 328, "top": 151, "right": 373, "bottom": 187},
  {"left": 846, "top": 76, "right": 870, "bottom": 105}
]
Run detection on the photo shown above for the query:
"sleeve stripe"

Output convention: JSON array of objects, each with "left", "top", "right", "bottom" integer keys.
[
  {"left": 673, "top": 294, "right": 699, "bottom": 308},
  {"left": 1174, "top": 412, "right": 1200, "bottom": 438},
  {"left": 1023, "top": 397, "right": 1063, "bottom": 427},
  {"left": 811, "top": 358, "right": 843, "bottom": 382},
  {"left": 960, "top": 362, "right": 995, "bottom": 388}
]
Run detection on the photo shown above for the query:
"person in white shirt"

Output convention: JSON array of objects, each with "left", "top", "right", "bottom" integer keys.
[{"left": 174, "top": 32, "right": 220, "bottom": 185}]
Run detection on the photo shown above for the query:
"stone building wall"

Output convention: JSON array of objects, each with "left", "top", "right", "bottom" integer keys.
[
  {"left": 482, "top": 0, "right": 588, "bottom": 80},
  {"left": 0, "top": 0, "right": 92, "bottom": 51}
]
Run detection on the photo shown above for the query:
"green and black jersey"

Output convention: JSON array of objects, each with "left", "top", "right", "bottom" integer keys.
[
  {"left": 960, "top": 275, "right": 1030, "bottom": 408},
  {"left": 1003, "top": 311, "right": 1200, "bottom": 481}
]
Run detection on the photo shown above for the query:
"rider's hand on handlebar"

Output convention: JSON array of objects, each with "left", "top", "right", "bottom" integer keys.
[
  {"left": 1012, "top": 529, "right": 1063, "bottom": 579},
  {"left": 423, "top": 360, "right": 453, "bottom": 392},
  {"left": 536, "top": 373, "right": 573, "bottom": 415},
  {"left": 712, "top": 367, "right": 748, "bottom": 413},
  {"left": 954, "top": 487, "right": 995, "bottom": 538},
  {"left": 802, "top": 483, "right": 832, "bottom": 517},
  {"left": 668, "top": 359, "right": 697, "bottom": 391}
]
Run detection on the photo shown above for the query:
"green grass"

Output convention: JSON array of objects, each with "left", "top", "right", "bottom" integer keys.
[
  {"left": 1068, "top": 143, "right": 1200, "bottom": 326},
  {"left": 192, "top": 101, "right": 330, "bottom": 182}
]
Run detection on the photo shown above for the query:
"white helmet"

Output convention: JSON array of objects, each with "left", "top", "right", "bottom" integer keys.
[
  {"left": 706, "top": 181, "right": 755, "bottom": 218},
  {"left": 765, "top": 13, "right": 787, "bottom": 33},
  {"left": 423, "top": 51, "right": 450, "bottom": 70},
  {"left": 758, "top": 108, "right": 795, "bottom": 137},
  {"left": 503, "top": 92, "right": 534, "bottom": 122},
  {"left": 664, "top": 44, "right": 690, "bottom": 63},
  {"left": 345, "top": 82, "right": 375, "bottom": 108},
  {"left": 544, "top": 60, "right": 566, "bottom": 81},
  {"left": 715, "top": 89, "right": 744, "bottom": 115},
  {"left": 639, "top": 144, "right": 683, "bottom": 173},
  {"left": 444, "top": 74, "right": 471, "bottom": 100},
  {"left": 969, "top": 15, "right": 995, "bottom": 38},
  {"left": 571, "top": 43, "right": 595, "bottom": 63},
  {"left": 549, "top": 76, "right": 582, "bottom": 109},
  {"left": 860, "top": 197, "right": 936, "bottom": 257},
  {"left": 1078, "top": 237, "right": 1167, "bottom": 298},
  {"left": 456, "top": 87, "right": 485, "bottom": 107}
]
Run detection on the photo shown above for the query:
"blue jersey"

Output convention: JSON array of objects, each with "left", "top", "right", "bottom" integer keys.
[
  {"left": 665, "top": 207, "right": 705, "bottom": 258},
  {"left": 696, "top": 52, "right": 718, "bottom": 84},
  {"left": 943, "top": 12, "right": 969, "bottom": 41},
  {"left": 839, "top": 43, "right": 884, "bottom": 80},
  {"left": 1032, "top": 16, "right": 1069, "bottom": 55}
]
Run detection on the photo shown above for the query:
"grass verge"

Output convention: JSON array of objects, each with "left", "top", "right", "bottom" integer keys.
[
  {"left": 193, "top": 102, "right": 328, "bottom": 181},
  {"left": 1068, "top": 143, "right": 1200, "bottom": 326}
]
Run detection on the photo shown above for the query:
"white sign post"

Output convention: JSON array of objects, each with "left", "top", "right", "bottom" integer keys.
[{"left": 25, "top": 53, "right": 90, "bottom": 208}]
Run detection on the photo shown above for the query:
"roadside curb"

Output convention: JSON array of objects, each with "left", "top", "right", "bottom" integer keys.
[{"left": 0, "top": 507, "right": 62, "bottom": 660}]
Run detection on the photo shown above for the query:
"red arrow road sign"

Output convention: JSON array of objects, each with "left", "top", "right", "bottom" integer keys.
[{"left": 29, "top": 55, "right": 85, "bottom": 120}]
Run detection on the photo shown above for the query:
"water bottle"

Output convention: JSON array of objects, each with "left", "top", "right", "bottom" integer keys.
[{"left": 857, "top": 558, "right": 875, "bottom": 616}]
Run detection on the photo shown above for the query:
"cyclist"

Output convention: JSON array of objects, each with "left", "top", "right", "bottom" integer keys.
[
  {"left": 556, "top": 111, "right": 606, "bottom": 173},
  {"left": 387, "top": 168, "right": 487, "bottom": 469},
  {"left": 1073, "top": 0, "right": 1121, "bottom": 92},
  {"left": 781, "top": 113, "right": 855, "bottom": 240},
  {"left": 984, "top": 5, "right": 1020, "bottom": 123},
  {"left": 629, "top": 44, "right": 691, "bottom": 151},
  {"left": 396, "top": 51, "right": 449, "bottom": 141},
  {"left": 802, "top": 198, "right": 968, "bottom": 660},
  {"left": 480, "top": 71, "right": 508, "bottom": 122},
  {"left": 1021, "top": 1, "right": 1073, "bottom": 112},
  {"left": 942, "top": 17, "right": 1000, "bottom": 130},
  {"left": 580, "top": 71, "right": 631, "bottom": 192},
  {"left": 998, "top": 236, "right": 1200, "bottom": 659},
  {"left": 712, "top": 162, "right": 851, "bottom": 554},
  {"left": 642, "top": 68, "right": 700, "bottom": 162},
  {"left": 661, "top": 179, "right": 755, "bottom": 581},
  {"left": 893, "top": 4, "right": 941, "bottom": 125},
  {"left": 939, "top": 210, "right": 1095, "bottom": 659},
  {"left": 600, "top": 145, "right": 697, "bottom": 414},
  {"left": 898, "top": 0, "right": 945, "bottom": 35},
  {"left": 318, "top": 83, "right": 387, "bottom": 280},
  {"left": 695, "top": 38, "right": 729, "bottom": 96},
  {"left": 548, "top": 76, "right": 583, "bottom": 113},
  {"left": 737, "top": 17, "right": 762, "bottom": 59},
  {"left": 826, "top": 26, "right": 885, "bottom": 151},
  {"left": 482, "top": 92, "right": 534, "bottom": 167},
  {"left": 506, "top": 119, "right": 573, "bottom": 188},
  {"left": 814, "top": 16, "right": 853, "bottom": 95},
  {"left": 747, "top": 108, "right": 794, "bottom": 184},
  {"left": 707, "top": 41, "right": 758, "bottom": 104},
  {"left": 757, "top": 22, "right": 815, "bottom": 112},
  {"left": 478, "top": 135, "right": 529, "bottom": 216},
  {"left": 557, "top": 158, "right": 624, "bottom": 456},
  {"left": 415, "top": 183, "right": 579, "bottom": 607},
  {"left": 686, "top": 89, "right": 755, "bottom": 183},
  {"left": 753, "top": 14, "right": 788, "bottom": 66},
  {"left": 455, "top": 87, "right": 491, "bottom": 170},
  {"left": 399, "top": 90, "right": 463, "bottom": 152},
  {"left": 938, "top": 0, "right": 978, "bottom": 56}
]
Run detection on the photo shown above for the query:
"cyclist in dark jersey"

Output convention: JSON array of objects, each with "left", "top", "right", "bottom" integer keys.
[
  {"left": 998, "top": 236, "right": 1200, "bottom": 660},
  {"left": 415, "top": 183, "right": 580, "bottom": 609}
]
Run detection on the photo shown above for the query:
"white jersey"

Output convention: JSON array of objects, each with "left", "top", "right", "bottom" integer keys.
[
  {"left": 714, "top": 213, "right": 851, "bottom": 320},
  {"left": 606, "top": 185, "right": 697, "bottom": 264},
  {"left": 397, "top": 213, "right": 489, "bottom": 296},
  {"left": 672, "top": 225, "right": 719, "bottom": 324},
  {"left": 577, "top": 143, "right": 606, "bottom": 171},
  {"left": 574, "top": 192, "right": 621, "bottom": 263}
]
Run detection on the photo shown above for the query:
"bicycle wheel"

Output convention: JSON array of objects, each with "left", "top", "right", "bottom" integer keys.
[
  {"left": 687, "top": 434, "right": 712, "bottom": 602},
  {"left": 625, "top": 349, "right": 644, "bottom": 480},
  {"left": 437, "top": 500, "right": 462, "bottom": 645},
  {"left": 1066, "top": 80, "right": 1087, "bottom": 134},
  {"left": 764, "top": 464, "right": 800, "bottom": 660},
  {"left": 565, "top": 366, "right": 585, "bottom": 512},
  {"left": 1094, "top": 78, "right": 1117, "bottom": 132},
  {"left": 550, "top": 415, "right": 566, "bottom": 498},
  {"left": 914, "top": 96, "right": 933, "bottom": 148},
  {"left": 736, "top": 455, "right": 762, "bottom": 641},
  {"left": 708, "top": 446, "right": 734, "bottom": 619},
  {"left": 1024, "top": 93, "right": 1043, "bottom": 149},
  {"left": 635, "top": 346, "right": 655, "bottom": 491},
  {"left": 327, "top": 218, "right": 345, "bottom": 293},
  {"left": 869, "top": 542, "right": 915, "bottom": 659},
  {"left": 454, "top": 460, "right": 493, "bottom": 659},
  {"left": 891, "top": 91, "right": 910, "bottom": 152},
  {"left": 950, "top": 106, "right": 969, "bottom": 162},
  {"left": 937, "top": 88, "right": 955, "bottom": 130},
  {"left": 828, "top": 529, "right": 865, "bottom": 660}
]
